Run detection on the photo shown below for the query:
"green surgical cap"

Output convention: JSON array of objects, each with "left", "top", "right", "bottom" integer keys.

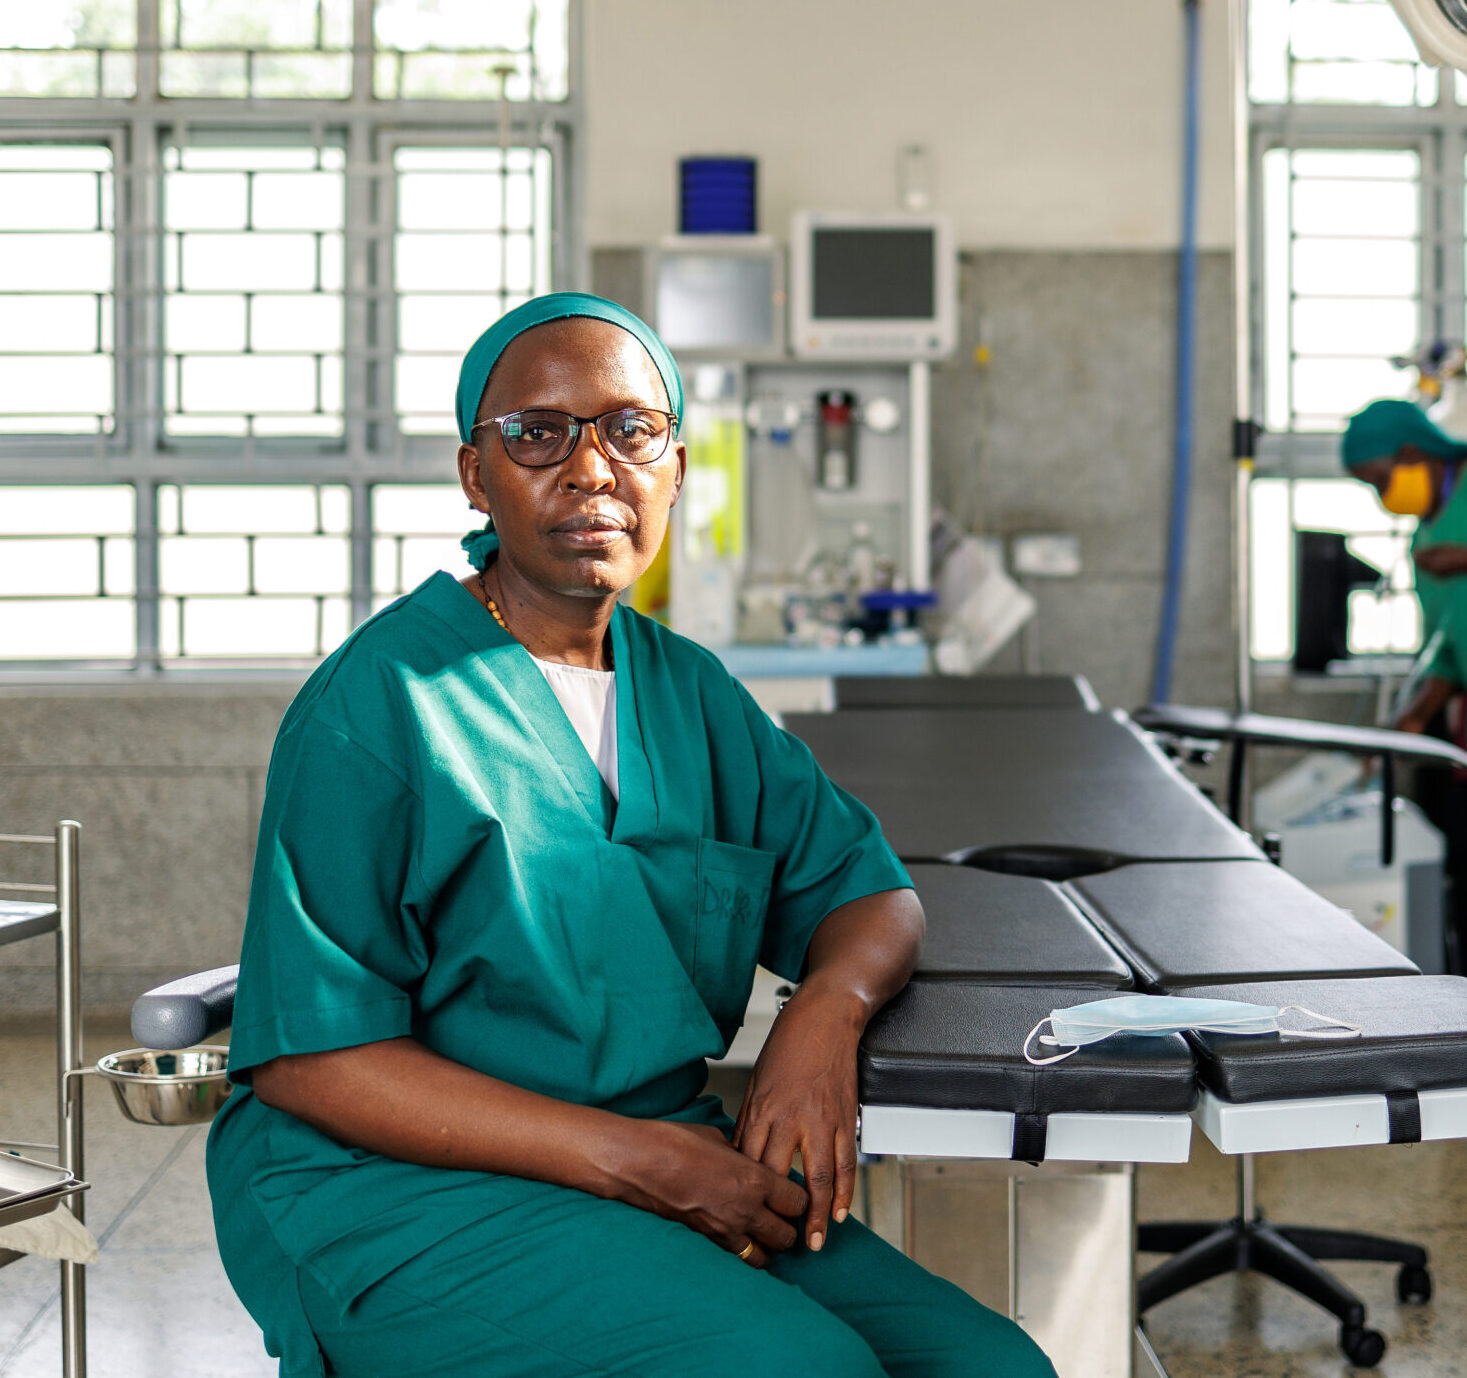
[
  {"left": 454, "top": 291, "right": 684, "bottom": 444},
  {"left": 1341, "top": 398, "right": 1467, "bottom": 471}
]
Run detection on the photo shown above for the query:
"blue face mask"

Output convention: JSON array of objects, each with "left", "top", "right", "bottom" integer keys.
[{"left": 1023, "top": 993, "right": 1361, "bottom": 1066}]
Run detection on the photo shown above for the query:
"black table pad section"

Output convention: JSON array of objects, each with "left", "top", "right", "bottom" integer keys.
[
  {"left": 1070, "top": 860, "right": 1418, "bottom": 992},
  {"left": 908, "top": 863, "right": 1132, "bottom": 987},
  {"left": 1134, "top": 704, "right": 1467, "bottom": 770},
  {"left": 835, "top": 674, "right": 1099, "bottom": 712},
  {"left": 860, "top": 982, "right": 1197, "bottom": 1115},
  {"left": 0, "top": 900, "right": 59, "bottom": 948},
  {"left": 1172, "top": 976, "right": 1467, "bottom": 1105},
  {"left": 784, "top": 707, "right": 1261, "bottom": 862}
]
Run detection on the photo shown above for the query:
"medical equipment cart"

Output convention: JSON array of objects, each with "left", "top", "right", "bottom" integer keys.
[{"left": 1, "top": 820, "right": 90, "bottom": 1378}]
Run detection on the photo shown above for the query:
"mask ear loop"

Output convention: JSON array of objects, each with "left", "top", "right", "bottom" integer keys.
[
  {"left": 1023, "top": 1017, "right": 1082, "bottom": 1066},
  {"left": 1275, "top": 1005, "right": 1363, "bottom": 1039}
]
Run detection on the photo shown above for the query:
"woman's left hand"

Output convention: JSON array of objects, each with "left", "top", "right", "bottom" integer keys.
[{"left": 732, "top": 982, "right": 866, "bottom": 1253}]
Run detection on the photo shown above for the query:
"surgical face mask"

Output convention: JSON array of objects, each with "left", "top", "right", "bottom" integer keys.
[
  {"left": 1023, "top": 993, "right": 1361, "bottom": 1066},
  {"left": 1380, "top": 462, "right": 1434, "bottom": 517}
]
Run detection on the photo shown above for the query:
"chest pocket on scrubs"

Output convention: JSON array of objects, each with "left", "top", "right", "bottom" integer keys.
[{"left": 694, "top": 837, "right": 776, "bottom": 1029}]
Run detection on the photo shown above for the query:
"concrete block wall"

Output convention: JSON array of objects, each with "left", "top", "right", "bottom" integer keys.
[
  {"left": 0, "top": 684, "right": 297, "bottom": 1022},
  {"left": 932, "top": 249, "right": 1237, "bottom": 710}
]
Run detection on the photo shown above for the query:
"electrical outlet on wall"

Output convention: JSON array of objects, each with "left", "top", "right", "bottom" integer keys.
[{"left": 1012, "top": 533, "right": 1082, "bottom": 579}]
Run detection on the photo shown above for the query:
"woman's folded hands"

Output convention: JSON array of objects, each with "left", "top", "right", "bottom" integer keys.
[{"left": 613, "top": 1120, "right": 807, "bottom": 1268}]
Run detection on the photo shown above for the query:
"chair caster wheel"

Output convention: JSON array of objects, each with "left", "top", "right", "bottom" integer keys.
[
  {"left": 1397, "top": 1263, "right": 1432, "bottom": 1304},
  {"left": 1340, "top": 1326, "right": 1386, "bottom": 1367}
]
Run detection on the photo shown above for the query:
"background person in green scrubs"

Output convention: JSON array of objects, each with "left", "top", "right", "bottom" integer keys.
[
  {"left": 1343, "top": 398, "right": 1467, "bottom": 967},
  {"left": 207, "top": 293, "right": 1056, "bottom": 1378}
]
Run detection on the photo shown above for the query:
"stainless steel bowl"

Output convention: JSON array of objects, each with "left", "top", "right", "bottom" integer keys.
[{"left": 96, "top": 1046, "right": 232, "bottom": 1126}]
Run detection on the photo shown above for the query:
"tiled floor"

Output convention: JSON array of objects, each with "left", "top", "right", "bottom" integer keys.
[
  {"left": 1136, "top": 1132, "right": 1467, "bottom": 1377},
  {"left": 4, "top": 1025, "right": 1467, "bottom": 1377}
]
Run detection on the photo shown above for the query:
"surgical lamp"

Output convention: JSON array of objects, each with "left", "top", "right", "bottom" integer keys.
[{"left": 1393, "top": 0, "right": 1467, "bottom": 70}]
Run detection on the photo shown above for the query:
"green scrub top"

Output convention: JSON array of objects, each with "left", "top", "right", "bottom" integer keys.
[
  {"left": 1415, "top": 471, "right": 1467, "bottom": 685},
  {"left": 206, "top": 571, "right": 910, "bottom": 1377}
]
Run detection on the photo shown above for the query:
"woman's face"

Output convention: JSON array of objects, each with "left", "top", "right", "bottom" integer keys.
[{"left": 458, "top": 318, "right": 685, "bottom": 600}]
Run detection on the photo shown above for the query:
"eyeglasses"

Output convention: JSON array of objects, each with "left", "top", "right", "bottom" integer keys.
[{"left": 470, "top": 407, "right": 679, "bottom": 468}]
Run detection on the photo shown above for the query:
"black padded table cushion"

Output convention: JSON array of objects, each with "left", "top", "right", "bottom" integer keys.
[
  {"left": 1174, "top": 975, "right": 1467, "bottom": 1104},
  {"left": 909, "top": 863, "right": 1132, "bottom": 987},
  {"left": 860, "top": 982, "right": 1197, "bottom": 1114},
  {"left": 1070, "top": 860, "right": 1418, "bottom": 992},
  {"left": 783, "top": 707, "right": 1262, "bottom": 863},
  {"left": 835, "top": 674, "right": 1099, "bottom": 712}
]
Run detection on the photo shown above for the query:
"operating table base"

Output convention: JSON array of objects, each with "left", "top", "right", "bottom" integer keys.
[{"left": 1138, "top": 1214, "right": 1430, "bottom": 1368}]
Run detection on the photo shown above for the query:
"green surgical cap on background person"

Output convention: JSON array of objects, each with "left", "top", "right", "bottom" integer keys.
[
  {"left": 1341, "top": 398, "right": 1467, "bottom": 471},
  {"left": 453, "top": 291, "right": 684, "bottom": 445}
]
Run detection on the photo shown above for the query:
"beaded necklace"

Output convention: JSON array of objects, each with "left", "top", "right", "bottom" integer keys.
[
  {"left": 476, "top": 565, "right": 613, "bottom": 669},
  {"left": 477, "top": 567, "right": 512, "bottom": 635}
]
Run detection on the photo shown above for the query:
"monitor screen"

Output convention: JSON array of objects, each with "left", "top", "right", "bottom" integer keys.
[
  {"left": 655, "top": 252, "right": 777, "bottom": 351},
  {"left": 812, "top": 228, "right": 935, "bottom": 320}
]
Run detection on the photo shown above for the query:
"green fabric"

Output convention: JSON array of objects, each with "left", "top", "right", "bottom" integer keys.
[
  {"left": 206, "top": 571, "right": 910, "bottom": 1377},
  {"left": 459, "top": 520, "right": 498, "bottom": 570},
  {"left": 1415, "top": 475, "right": 1467, "bottom": 686},
  {"left": 1341, "top": 398, "right": 1467, "bottom": 471},
  {"left": 292, "top": 1182, "right": 1056, "bottom": 1377},
  {"left": 453, "top": 291, "right": 684, "bottom": 444}
]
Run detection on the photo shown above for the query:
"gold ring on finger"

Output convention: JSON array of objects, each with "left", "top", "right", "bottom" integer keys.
[{"left": 736, "top": 1240, "right": 756, "bottom": 1261}]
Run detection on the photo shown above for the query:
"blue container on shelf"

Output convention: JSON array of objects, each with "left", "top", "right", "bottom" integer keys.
[{"left": 679, "top": 156, "right": 757, "bottom": 234}]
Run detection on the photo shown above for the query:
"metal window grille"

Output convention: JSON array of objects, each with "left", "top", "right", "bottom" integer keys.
[
  {"left": 0, "top": 0, "right": 579, "bottom": 670},
  {"left": 1248, "top": 0, "right": 1467, "bottom": 661}
]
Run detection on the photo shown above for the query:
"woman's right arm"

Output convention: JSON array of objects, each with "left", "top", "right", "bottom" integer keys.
[{"left": 251, "top": 1037, "right": 806, "bottom": 1267}]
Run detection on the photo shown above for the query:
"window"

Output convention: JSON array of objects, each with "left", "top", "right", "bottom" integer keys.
[
  {"left": 158, "top": 0, "right": 354, "bottom": 100},
  {"left": 1250, "top": 0, "right": 1436, "bottom": 106},
  {"left": 1250, "top": 0, "right": 1461, "bottom": 663},
  {"left": 0, "top": 0, "right": 577, "bottom": 667},
  {"left": 164, "top": 143, "right": 346, "bottom": 439},
  {"left": 1250, "top": 477, "right": 1420, "bottom": 662},
  {"left": 0, "top": 145, "right": 115, "bottom": 435},
  {"left": 373, "top": 0, "right": 569, "bottom": 101},
  {"left": 0, "top": 487, "right": 135, "bottom": 661},
  {"left": 393, "top": 145, "right": 553, "bottom": 436},
  {"left": 1261, "top": 147, "right": 1421, "bottom": 436}
]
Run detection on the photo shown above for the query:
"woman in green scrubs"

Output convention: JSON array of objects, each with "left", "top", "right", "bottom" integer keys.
[
  {"left": 1342, "top": 398, "right": 1467, "bottom": 704},
  {"left": 207, "top": 293, "right": 1056, "bottom": 1378},
  {"left": 1343, "top": 397, "right": 1467, "bottom": 962}
]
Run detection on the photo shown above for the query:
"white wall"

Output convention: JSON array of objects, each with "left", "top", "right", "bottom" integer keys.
[{"left": 584, "top": 0, "right": 1235, "bottom": 250}]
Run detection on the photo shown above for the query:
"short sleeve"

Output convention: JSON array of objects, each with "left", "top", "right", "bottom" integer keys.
[
  {"left": 228, "top": 717, "right": 430, "bottom": 1080},
  {"left": 738, "top": 687, "right": 911, "bottom": 980}
]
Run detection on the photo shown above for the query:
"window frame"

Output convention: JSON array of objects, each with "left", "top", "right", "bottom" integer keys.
[
  {"left": 1247, "top": 3, "right": 1467, "bottom": 670},
  {"left": 0, "top": 0, "right": 583, "bottom": 672}
]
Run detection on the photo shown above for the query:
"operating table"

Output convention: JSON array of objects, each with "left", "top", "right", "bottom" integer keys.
[
  {"left": 781, "top": 697, "right": 1467, "bottom": 1370},
  {"left": 131, "top": 688, "right": 1467, "bottom": 1374}
]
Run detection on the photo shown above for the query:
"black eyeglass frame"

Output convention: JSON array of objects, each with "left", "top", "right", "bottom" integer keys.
[{"left": 469, "top": 407, "right": 680, "bottom": 468}]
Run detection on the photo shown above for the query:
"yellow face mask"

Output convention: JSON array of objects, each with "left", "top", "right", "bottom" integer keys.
[{"left": 1381, "top": 462, "right": 1434, "bottom": 517}]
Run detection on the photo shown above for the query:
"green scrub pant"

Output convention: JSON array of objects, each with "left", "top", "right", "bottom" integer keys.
[{"left": 296, "top": 1187, "right": 1055, "bottom": 1378}]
